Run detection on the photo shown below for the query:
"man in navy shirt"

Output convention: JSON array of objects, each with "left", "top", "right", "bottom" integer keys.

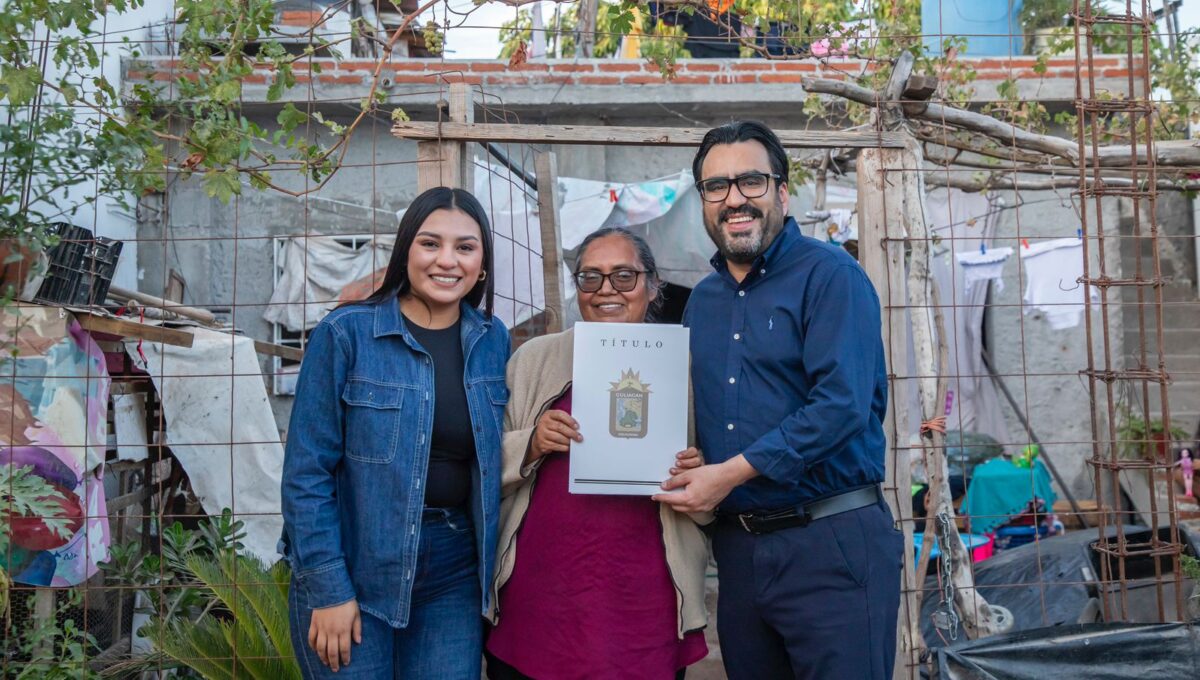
[{"left": 655, "top": 121, "right": 903, "bottom": 679}]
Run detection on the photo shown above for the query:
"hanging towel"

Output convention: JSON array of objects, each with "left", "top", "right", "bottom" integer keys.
[
  {"left": 1021, "top": 237, "right": 1097, "bottom": 330},
  {"left": 956, "top": 246, "right": 1012, "bottom": 295}
]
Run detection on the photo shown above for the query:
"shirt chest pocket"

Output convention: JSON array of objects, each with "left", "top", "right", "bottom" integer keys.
[{"left": 342, "top": 378, "right": 407, "bottom": 464}]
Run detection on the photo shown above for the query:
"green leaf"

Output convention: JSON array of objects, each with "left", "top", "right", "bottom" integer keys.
[
  {"left": 276, "top": 103, "right": 307, "bottom": 133},
  {"left": 390, "top": 107, "right": 410, "bottom": 123},
  {"left": 203, "top": 168, "right": 242, "bottom": 203},
  {"left": 213, "top": 79, "right": 242, "bottom": 103},
  {"left": 1, "top": 67, "right": 41, "bottom": 105}
]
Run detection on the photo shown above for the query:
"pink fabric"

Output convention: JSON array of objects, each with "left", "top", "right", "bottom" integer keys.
[{"left": 488, "top": 391, "right": 707, "bottom": 679}]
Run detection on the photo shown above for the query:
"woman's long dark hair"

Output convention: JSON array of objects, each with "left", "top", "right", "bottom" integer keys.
[{"left": 361, "top": 186, "right": 495, "bottom": 317}]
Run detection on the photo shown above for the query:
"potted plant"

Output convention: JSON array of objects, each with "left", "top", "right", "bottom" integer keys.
[
  {"left": 1019, "top": 0, "right": 1074, "bottom": 54},
  {"left": 1116, "top": 411, "right": 1190, "bottom": 462}
]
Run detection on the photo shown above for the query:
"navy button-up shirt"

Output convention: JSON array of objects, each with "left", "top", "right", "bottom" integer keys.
[{"left": 684, "top": 218, "right": 888, "bottom": 514}]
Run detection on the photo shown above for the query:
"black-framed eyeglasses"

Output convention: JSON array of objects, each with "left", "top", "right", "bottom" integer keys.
[
  {"left": 695, "top": 172, "right": 781, "bottom": 203},
  {"left": 573, "top": 269, "right": 646, "bottom": 293}
]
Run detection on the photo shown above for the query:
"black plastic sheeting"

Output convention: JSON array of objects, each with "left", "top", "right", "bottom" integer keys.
[
  {"left": 935, "top": 621, "right": 1200, "bottom": 679},
  {"left": 920, "top": 525, "right": 1200, "bottom": 648},
  {"left": 920, "top": 528, "right": 1102, "bottom": 647}
]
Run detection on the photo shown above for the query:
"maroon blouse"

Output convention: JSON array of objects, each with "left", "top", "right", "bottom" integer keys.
[{"left": 487, "top": 391, "right": 707, "bottom": 679}]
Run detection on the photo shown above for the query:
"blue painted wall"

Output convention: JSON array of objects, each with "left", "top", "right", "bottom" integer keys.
[{"left": 922, "top": 0, "right": 1024, "bottom": 56}]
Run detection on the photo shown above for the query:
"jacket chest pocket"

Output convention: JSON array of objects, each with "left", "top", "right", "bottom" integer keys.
[
  {"left": 342, "top": 378, "right": 407, "bottom": 464},
  {"left": 482, "top": 378, "right": 509, "bottom": 435}
]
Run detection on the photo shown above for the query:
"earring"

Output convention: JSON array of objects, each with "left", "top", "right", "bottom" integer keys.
[{"left": 478, "top": 271, "right": 487, "bottom": 282}]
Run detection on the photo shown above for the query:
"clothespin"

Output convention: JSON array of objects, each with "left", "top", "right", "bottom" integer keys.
[
  {"left": 980, "top": 242, "right": 987, "bottom": 255},
  {"left": 609, "top": 188, "right": 618, "bottom": 203},
  {"left": 136, "top": 306, "right": 148, "bottom": 363},
  {"left": 1076, "top": 228, "right": 1083, "bottom": 240},
  {"left": 1021, "top": 238, "right": 1030, "bottom": 250}
]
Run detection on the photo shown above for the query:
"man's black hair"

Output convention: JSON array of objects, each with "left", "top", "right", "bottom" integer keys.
[{"left": 692, "top": 120, "right": 790, "bottom": 185}]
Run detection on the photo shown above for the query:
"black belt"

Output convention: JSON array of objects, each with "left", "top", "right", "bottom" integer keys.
[{"left": 725, "top": 485, "right": 882, "bottom": 535}]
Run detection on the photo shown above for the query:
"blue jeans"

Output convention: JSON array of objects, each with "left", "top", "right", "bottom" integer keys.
[{"left": 289, "top": 507, "right": 483, "bottom": 679}]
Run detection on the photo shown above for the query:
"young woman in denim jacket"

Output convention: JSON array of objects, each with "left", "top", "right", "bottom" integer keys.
[{"left": 281, "top": 187, "right": 511, "bottom": 678}]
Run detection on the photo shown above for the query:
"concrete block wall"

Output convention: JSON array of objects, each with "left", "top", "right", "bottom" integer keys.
[{"left": 1119, "top": 194, "right": 1200, "bottom": 441}]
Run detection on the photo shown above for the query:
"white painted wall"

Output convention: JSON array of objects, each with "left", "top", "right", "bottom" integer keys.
[{"left": 30, "top": 0, "right": 175, "bottom": 289}]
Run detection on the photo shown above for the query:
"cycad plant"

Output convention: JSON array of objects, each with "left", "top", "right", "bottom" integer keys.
[
  {"left": 101, "top": 511, "right": 300, "bottom": 679},
  {"left": 145, "top": 551, "right": 299, "bottom": 680}
]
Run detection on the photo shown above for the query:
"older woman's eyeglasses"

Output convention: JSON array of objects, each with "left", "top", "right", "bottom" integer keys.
[
  {"left": 695, "top": 172, "right": 781, "bottom": 203},
  {"left": 573, "top": 269, "right": 645, "bottom": 293}
]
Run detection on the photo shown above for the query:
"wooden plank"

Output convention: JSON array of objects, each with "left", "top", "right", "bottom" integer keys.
[
  {"left": 254, "top": 339, "right": 304, "bottom": 362},
  {"left": 417, "top": 83, "right": 475, "bottom": 191},
  {"left": 534, "top": 150, "right": 565, "bottom": 333},
  {"left": 74, "top": 312, "right": 195, "bottom": 348},
  {"left": 394, "top": 121, "right": 907, "bottom": 149},
  {"left": 106, "top": 486, "right": 154, "bottom": 513},
  {"left": 857, "top": 146, "right": 921, "bottom": 678}
]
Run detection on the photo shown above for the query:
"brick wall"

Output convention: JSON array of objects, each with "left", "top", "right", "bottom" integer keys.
[{"left": 126, "top": 55, "right": 1139, "bottom": 92}]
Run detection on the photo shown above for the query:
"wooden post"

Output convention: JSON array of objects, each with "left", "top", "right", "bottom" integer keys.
[
  {"left": 857, "top": 146, "right": 921, "bottom": 678},
  {"left": 534, "top": 150, "right": 565, "bottom": 333},
  {"left": 417, "top": 83, "right": 475, "bottom": 191},
  {"left": 899, "top": 136, "right": 1011, "bottom": 642}
]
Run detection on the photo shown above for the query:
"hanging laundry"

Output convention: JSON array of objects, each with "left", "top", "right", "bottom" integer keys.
[
  {"left": 1021, "top": 237, "right": 1098, "bottom": 330},
  {"left": 824, "top": 208, "right": 856, "bottom": 245},
  {"left": 956, "top": 247, "right": 1012, "bottom": 295}
]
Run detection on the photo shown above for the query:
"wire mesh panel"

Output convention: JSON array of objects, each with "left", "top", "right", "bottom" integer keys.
[{"left": 1, "top": 2, "right": 1198, "bottom": 679}]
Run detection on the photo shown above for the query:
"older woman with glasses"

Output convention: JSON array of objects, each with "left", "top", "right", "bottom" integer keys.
[{"left": 483, "top": 227, "right": 710, "bottom": 680}]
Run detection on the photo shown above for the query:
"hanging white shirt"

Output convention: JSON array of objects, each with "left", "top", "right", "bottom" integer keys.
[{"left": 1021, "top": 237, "right": 1098, "bottom": 330}]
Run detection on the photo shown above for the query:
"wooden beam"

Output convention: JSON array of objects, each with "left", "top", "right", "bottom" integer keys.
[
  {"left": 881, "top": 52, "right": 915, "bottom": 128},
  {"left": 417, "top": 83, "right": 475, "bottom": 191},
  {"left": 901, "top": 74, "right": 938, "bottom": 102},
  {"left": 802, "top": 76, "right": 1080, "bottom": 161},
  {"left": 394, "top": 121, "right": 908, "bottom": 149},
  {"left": 534, "top": 150, "right": 565, "bottom": 333},
  {"left": 107, "top": 284, "right": 218, "bottom": 326},
  {"left": 106, "top": 486, "right": 154, "bottom": 513},
  {"left": 74, "top": 311, "right": 195, "bottom": 348},
  {"left": 254, "top": 339, "right": 304, "bottom": 362}
]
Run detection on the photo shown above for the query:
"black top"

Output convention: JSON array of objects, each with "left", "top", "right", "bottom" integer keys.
[{"left": 406, "top": 314, "right": 476, "bottom": 508}]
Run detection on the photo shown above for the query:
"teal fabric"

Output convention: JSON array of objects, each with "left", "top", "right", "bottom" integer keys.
[{"left": 963, "top": 458, "right": 1057, "bottom": 534}]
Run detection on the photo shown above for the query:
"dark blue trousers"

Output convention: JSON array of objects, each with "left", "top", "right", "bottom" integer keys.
[{"left": 709, "top": 500, "right": 904, "bottom": 680}]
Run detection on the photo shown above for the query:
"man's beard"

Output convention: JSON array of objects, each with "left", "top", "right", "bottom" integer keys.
[{"left": 706, "top": 204, "right": 784, "bottom": 265}]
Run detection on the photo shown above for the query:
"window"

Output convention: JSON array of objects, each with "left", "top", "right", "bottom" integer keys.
[{"left": 270, "top": 235, "right": 376, "bottom": 395}]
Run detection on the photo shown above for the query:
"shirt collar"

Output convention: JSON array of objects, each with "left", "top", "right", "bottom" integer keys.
[{"left": 708, "top": 216, "right": 801, "bottom": 279}]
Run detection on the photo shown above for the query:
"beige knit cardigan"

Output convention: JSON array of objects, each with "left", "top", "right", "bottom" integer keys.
[{"left": 485, "top": 327, "right": 710, "bottom": 638}]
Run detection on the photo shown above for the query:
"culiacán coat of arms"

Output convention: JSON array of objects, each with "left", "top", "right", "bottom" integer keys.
[{"left": 609, "top": 369, "right": 650, "bottom": 439}]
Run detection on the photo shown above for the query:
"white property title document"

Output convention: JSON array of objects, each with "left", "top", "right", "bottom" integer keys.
[{"left": 569, "top": 321, "right": 690, "bottom": 495}]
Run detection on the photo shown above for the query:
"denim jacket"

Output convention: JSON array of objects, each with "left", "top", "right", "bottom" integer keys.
[{"left": 280, "top": 298, "right": 510, "bottom": 627}]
